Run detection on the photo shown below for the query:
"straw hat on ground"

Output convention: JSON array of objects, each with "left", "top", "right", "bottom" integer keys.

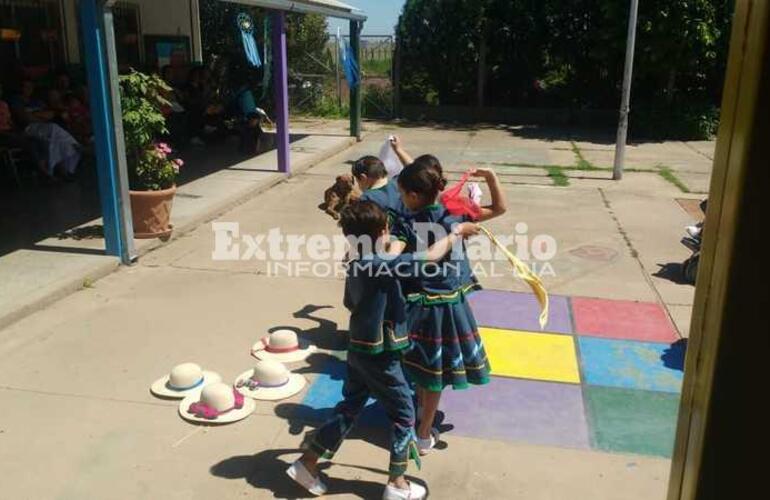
[
  {"left": 251, "top": 329, "right": 316, "bottom": 363},
  {"left": 235, "top": 359, "right": 306, "bottom": 401},
  {"left": 179, "top": 382, "right": 256, "bottom": 424},
  {"left": 150, "top": 362, "right": 221, "bottom": 399}
]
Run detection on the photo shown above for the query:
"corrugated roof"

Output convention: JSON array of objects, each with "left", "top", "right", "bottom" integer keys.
[{"left": 220, "top": 0, "right": 366, "bottom": 21}]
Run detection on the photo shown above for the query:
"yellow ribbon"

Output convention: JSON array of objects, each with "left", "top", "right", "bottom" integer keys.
[{"left": 478, "top": 225, "right": 549, "bottom": 329}]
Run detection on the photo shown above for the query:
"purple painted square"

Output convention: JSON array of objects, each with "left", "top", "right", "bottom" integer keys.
[
  {"left": 469, "top": 290, "right": 573, "bottom": 333},
  {"left": 441, "top": 377, "right": 590, "bottom": 449}
]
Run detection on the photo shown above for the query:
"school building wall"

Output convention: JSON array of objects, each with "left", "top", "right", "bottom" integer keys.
[{"left": 61, "top": 0, "right": 201, "bottom": 64}]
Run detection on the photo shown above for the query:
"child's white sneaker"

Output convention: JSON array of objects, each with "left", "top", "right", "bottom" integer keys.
[
  {"left": 383, "top": 481, "right": 427, "bottom": 500},
  {"left": 686, "top": 225, "right": 702, "bottom": 238},
  {"left": 286, "top": 459, "right": 327, "bottom": 496},
  {"left": 416, "top": 428, "right": 439, "bottom": 456}
]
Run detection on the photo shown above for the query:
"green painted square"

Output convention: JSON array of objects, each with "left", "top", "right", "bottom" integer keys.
[{"left": 585, "top": 386, "right": 680, "bottom": 457}]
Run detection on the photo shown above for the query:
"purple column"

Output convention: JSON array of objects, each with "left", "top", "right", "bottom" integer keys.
[{"left": 272, "top": 11, "right": 290, "bottom": 174}]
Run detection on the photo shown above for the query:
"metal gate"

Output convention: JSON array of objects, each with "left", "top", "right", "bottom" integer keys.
[{"left": 288, "top": 33, "right": 394, "bottom": 119}]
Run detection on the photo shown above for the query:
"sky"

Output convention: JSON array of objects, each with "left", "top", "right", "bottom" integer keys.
[{"left": 326, "top": 0, "right": 406, "bottom": 36}]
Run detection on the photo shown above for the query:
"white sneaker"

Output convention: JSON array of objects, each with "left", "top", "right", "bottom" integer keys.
[
  {"left": 686, "top": 225, "right": 702, "bottom": 238},
  {"left": 383, "top": 481, "right": 427, "bottom": 500},
  {"left": 286, "top": 459, "right": 328, "bottom": 496},
  {"left": 416, "top": 428, "right": 439, "bottom": 456}
]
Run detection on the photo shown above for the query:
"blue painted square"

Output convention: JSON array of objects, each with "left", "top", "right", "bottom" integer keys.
[
  {"left": 295, "top": 357, "right": 388, "bottom": 427},
  {"left": 578, "top": 337, "right": 684, "bottom": 393}
]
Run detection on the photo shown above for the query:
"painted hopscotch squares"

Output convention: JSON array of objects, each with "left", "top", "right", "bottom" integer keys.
[
  {"left": 469, "top": 290, "right": 573, "bottom": 334},
  {"left": 571, "top": 296, "right": 679, "bottom": 343},
  {"left": 585, "top": 385, "right": 680, "bottom": 457},
  {"left": 294, "top": 290, "right": 686, "bottom": 458},
  {"left": 480, "top": 327, "right": 581, "bottom": 384},
  {"left": 441, "top": 377, "right": 591, "bottom": 449},
  {"left": 578, "top": 337, "right": 684, "bottom": 393}
]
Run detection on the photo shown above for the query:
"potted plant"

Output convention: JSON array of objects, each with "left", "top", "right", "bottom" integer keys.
[{"left": 119, "top": 70, "right": 183, "bottom": 239}]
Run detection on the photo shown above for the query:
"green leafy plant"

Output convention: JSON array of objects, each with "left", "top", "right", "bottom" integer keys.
[{"left": 119, "top": 70, "right": 182, "bottom": 191}]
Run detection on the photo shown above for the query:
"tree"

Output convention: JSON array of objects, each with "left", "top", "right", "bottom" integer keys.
[
  {"left": 198, "top": 0, "right": 330, "bottom": 104},
  {"left": 397, "top": 0, "right": 733, "bottom": 137}
]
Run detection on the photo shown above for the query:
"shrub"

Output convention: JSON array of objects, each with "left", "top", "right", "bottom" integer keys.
[{"left": 119, "top": 70, "right": 182, "bottom": 191}]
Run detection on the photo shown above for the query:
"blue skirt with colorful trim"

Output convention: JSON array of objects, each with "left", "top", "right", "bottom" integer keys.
[{"left": 403, "top": 289, "right": 491, "bottom": 392}]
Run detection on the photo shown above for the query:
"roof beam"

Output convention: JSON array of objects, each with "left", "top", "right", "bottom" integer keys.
[{"left": 219, "top": 0, "right": 367, "bottom": 21}]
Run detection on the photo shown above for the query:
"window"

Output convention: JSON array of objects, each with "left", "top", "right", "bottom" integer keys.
[{"left": 0, "top": 0, "right": 65, "bottom": 79}]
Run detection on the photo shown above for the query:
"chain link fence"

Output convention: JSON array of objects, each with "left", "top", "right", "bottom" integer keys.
[{"left": 288, "top": 34, "right": 394, "bottom": 119}]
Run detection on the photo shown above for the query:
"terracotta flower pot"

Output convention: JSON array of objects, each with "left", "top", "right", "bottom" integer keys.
[{"left": 129, "top": 186, "right": 176, "bottom": 239}]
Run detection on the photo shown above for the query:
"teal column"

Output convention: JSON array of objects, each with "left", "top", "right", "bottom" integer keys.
[{"left": 79, "top": 0, "right": 134, "bottom": 263}]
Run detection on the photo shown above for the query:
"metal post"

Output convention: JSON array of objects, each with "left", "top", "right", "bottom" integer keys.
[
  {"left": 189, "top": 0, "right": 203, "bottom": 63},
  {"left": 393, "top": 34, "right": 401, "bottom": 118},
  {"left": 102, "top": 3, "right": 135, "bottom": 261},
  {"left": 349, "top": 20, "right": 362, "bottom": 141},
  {"left": 79, "top": 0, "right": 134, "bottom": 264},
  {"left": 334, "top": 33, "right": 342, "bottom": 109},
  {"left": 612, "top": 0, "right": 640, "bottom": 181},
  {"left": 272, "top": 10, "right": 290, "bottom": 174}
]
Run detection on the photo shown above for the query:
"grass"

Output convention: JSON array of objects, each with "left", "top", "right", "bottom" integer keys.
[
  {"left": 546, "top": 166, "right": 570, "bottom": 187},
  {"left": 488, "top": 160, "right": 686, "bottom": 190},
  {"left": 658, "top": 166, "right": 691, "bottom": 193},
  {"left": 571, "top": 141, "right": 601, "bottom": 171},
  {"left": 361, "top": 58, "right": 392, "bottom": 77}
]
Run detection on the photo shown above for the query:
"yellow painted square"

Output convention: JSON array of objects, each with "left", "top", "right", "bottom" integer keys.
[{"left": 480, "top": 327, "right": 581, "bottom": 384}]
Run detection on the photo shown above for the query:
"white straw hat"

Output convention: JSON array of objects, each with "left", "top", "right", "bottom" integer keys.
[
  {"left": 179, "top": 382, "right": 256, "bottom": 424},
  {"left": 251, "top": 329, "right": 316, "bottom": 363},
  {"left": 235, "top": 360, "right": 307, "bottom": 401},
  {"left": 150, "top": 362, "right": 221, "bottom": 399}
]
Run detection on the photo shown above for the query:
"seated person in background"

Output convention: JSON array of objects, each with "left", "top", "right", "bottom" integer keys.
[
  {"left": 231, "top": 73, "right": 266, "bottom": 155},
  {"left": 46, "top": 88, "right": 71, "bottom": 129},
  {"left": 184, "top": 67, "right": 222, "bottom": 146},
  {"left": 159, "top": 65, "right": 189, "bottom": 148},
  {"left": 63, "top": 92, "right": 91, "bottom": 145},
  {"left": 53, "top": 70, "right": 74, "bottom": 100},
  {"left": 0, "top": 83, "right": 52, "bottom": 183},
  {"left": 9, "top": 79, "right": 81, "bottom": 181}
]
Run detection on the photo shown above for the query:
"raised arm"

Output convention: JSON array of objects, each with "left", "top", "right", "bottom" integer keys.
[
  {"left": 470, "top": 168, "right": 507, "bottom": 222},
  {"left": 423, "top": 222, "right": 479, "bottom": 261},
  {"left": 390, "top": 135, "right": 414, "bottom": 166},
  {"left": 386, "top": 222, "right": 478, "bottom": 261}
]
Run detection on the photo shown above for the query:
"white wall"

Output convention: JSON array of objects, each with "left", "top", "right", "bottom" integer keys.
[
  {"left": 61, "top": 0, "right": 202, "bottom": 64},
  {"left": 62, "top": 0, "right": 80, "bottom": 64},
  {"left": 139, "top": 0, "right": 192, "bottom": 37}
]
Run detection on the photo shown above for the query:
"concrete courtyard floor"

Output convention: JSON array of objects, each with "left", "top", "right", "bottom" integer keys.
[{"left": 0, "top": 124, "right": 712, "bottom": 499}]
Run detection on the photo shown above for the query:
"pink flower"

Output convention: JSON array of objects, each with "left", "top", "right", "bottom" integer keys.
[
  {"left": 173, "top": 158, "right": 184, "bottom": 167},
  {"left": 157, "top": 142, "right": 172, "bottom": 154},
  {"left": 172, "top": 158, "right": 183, "bottom": 173}
]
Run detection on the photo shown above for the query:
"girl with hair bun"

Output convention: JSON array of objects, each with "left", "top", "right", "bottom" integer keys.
[{"left": 392, "top": 155, "right": 507, "bottom": 455}]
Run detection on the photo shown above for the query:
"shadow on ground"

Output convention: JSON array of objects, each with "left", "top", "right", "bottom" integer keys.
[
  {"left": 266, "top": 304, "right": 348, "bottom": 352},
  {"left": 654, "top": 262, "right": 691, "bottom": 285},
  {"left": 661, "top": 339, "right": 688, "bottom": 371},
  {"left": 0, "top": 133, "right": 305, "bottom": 258},
  {"left": 393, "top": 120, "right": 668, "bottom": 145},
  {"left": 210, "top": 449, "right": 392, "bottom": 499}
]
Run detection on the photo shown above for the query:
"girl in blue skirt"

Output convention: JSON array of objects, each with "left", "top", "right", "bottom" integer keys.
[{"left": 391, "top": 156, "right": 507, "bottom": 454}]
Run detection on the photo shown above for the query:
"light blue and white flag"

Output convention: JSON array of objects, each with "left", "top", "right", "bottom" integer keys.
[{"left": 338, "top": 27, "right": 360, "bottom": 89}]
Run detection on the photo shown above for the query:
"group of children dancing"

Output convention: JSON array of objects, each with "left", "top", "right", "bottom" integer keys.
[{"left": 287, "top": 137, "right": 507, "bottom": 500}]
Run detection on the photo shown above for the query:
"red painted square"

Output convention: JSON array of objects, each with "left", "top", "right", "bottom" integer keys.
[{"left": 571, "top": 297, "right": 679, "bottom": 342}]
